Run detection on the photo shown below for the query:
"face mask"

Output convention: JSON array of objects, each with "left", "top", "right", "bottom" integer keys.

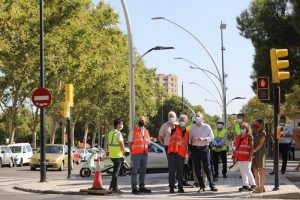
[
  {"left": 195, "top": 117, "right": 202, "bottom": 125},
  {"left": 120, "top": 124, "right": 124, "bottom": 131},
  {"left": 279, "top": 122, "right": 284, "bottom": 126},
  {"left": 217, "top": 124, "right": 223, "bottom": 129},
  {"left": 237, "top": 118, "right": 243, "bottom": 123},
  {"left": 179, "top": 121, "right": 186, "bottom": 127},
  {"left": 169, "top": 117, "right": 176, "bottom": 125},
  {"left": 138, "top": 121, "right": 145, "bottom": 127},
  {"left": 240, "top": 128, "right": 246, "bottom": 134}
]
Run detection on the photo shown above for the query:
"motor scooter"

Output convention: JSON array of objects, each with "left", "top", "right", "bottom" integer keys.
[
  {"left": 79, "top": 148, "right": 98, "bottom": 177},
  {"left": 100, "top": 152, "right": 131, "bottom": 176}
]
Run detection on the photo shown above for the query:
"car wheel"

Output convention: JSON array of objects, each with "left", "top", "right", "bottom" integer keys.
[
  {"left": 0, "top": 158, "right": 2, "bottom": 168},
  {"left": 30, "top": 166, "right": 36, "bottom": 171},
  {"left": 58, "top": 162, "right": 64, "bottom": 171},
  {"left": 80, "top": 168, "right": 91, "bottom": 177},
  {"left": 19, "top": 158, "right": 23, "bottom": 167},
  {"left": 9, "top": 158, "right": 13, "bottom": 168}
]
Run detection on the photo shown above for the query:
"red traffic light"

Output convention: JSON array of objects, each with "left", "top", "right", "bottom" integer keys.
[{"left": 257, "top": 77, "right": 269, "bottom": 89}]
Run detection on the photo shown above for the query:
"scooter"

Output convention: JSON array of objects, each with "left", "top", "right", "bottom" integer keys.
[
  {"left": 79, "top": 148, "right": 98, "bottom": 177},
  {"left": 100, "top": 152, "right": 131, "bottom": 176}
]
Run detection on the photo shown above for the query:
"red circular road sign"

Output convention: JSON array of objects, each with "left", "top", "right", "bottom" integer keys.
[{"left": 31, "top": 87, "right": 52, "bottom": 108}]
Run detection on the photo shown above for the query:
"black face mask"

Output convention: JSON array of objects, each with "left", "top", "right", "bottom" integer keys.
[{"left": 138, "top": 121, "right": 145, "bottom": 127}]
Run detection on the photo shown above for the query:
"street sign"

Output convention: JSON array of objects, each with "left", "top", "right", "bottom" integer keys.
[{"left": 31, "top": 87, "right": 52, "bottom": 108}]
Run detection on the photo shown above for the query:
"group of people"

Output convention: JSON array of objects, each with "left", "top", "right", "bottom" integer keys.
[{"left": 105, "top": 112, "right": 295, "bottom": 195}]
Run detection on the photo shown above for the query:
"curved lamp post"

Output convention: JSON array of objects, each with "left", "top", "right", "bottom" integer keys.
[
  {"left": 152, "top": 17, "right": 227, "bottom": 126},
  {"left": 136, "top": 46, "right": 174, "bottom": 65}
]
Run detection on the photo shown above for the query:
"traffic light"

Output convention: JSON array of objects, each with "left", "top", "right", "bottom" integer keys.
[
  {"left": 270, "top": 48, "right": 290, "bottom": 83},
  {"left": 257, "top": 77, "right": 270, "bottom": 100},
  {"left": 65, "top": 84, "right": 74, "bottom": 107},
  {"left": 60, "top": 102, "right": 70, "bottom": 118}
]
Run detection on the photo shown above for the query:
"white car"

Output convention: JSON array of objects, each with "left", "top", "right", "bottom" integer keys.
[
  {"left": 0, "top": 146, "right": 14, "bottom": 168},
  {"left": 125, "top": 142, "right": 168, "bottom": 169},
  {"left": 8, "top": 143, "right": 33, "bottom": 167}
]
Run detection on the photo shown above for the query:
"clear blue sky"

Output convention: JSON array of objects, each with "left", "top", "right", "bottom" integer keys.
[{"left": 93, "top": 0, "right": 255, "bottom": 117}]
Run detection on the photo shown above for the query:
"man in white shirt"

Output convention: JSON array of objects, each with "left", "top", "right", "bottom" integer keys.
[
  {"left": 189, "top": 112, "right": 217, "bottom": 192},
  {"left": 158, "top": 111, "right": 177, "bottom": 152}
]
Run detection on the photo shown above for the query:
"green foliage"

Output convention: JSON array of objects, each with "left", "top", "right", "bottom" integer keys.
[
  {"left": 237, "top": 0, "right": 300, "bottom": 93},
  {"left": 285, "top": 85, "right": 300, "bottom": 114}
]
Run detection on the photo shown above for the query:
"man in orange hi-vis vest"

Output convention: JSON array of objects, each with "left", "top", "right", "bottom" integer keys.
[{"left": 128, "top": 116, "right": 151, "bottom": 195}]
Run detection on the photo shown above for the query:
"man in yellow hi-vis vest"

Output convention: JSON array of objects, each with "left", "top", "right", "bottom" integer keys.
[
  {"left": 212, "top": 119, "right": 228, "bottom": 181},
  {"left": 108, "top": 118, "right": 125, "bottom": 194},
  {"left": 234, "top": 113, "right": 245, "bottom": 139}
]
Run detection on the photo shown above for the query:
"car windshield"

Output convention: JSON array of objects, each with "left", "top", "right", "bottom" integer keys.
[
  {"left": 46, "top": 146, "right": 63, "bottom": 154},
  {"left": 10, "top": 146, "right": 21, "bottom": 153}
]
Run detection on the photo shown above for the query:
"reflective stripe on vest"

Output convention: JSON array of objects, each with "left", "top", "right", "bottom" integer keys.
[
  {"left": 131, "top": 128, "right": 149, "bottom": 154},
  {"left": 168, "top": 125, "right": 189, "bottom": 158},
  {"left": 233, "top": 134, "right": 251, "bottom": 161},
  {"left": 108, "top": 130, "right": 123, "bottom": 158},
  {"left": 212, "top": 128, "right": 227, "bottom": 152}
]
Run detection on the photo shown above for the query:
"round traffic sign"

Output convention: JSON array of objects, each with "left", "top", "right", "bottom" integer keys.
[{"left": 31, "top": 87, "right": 52, "bottom": 108}]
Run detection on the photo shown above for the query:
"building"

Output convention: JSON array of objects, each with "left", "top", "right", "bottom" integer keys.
[{"left": 155, "top": 74, "right": 178, "bottom": 95}]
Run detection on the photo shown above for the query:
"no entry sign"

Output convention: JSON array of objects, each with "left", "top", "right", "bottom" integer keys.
[{"left": 31, "top": 87, "right": 52, "bottom": 108}]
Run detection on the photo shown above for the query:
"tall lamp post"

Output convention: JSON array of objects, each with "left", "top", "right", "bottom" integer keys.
[{"left": 220, "top": 21, "right": 227, "bottom": 127}]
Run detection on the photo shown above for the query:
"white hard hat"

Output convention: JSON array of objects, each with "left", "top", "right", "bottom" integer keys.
[{"left": 217, "top": 119, "right": 224, "bottom": 124}]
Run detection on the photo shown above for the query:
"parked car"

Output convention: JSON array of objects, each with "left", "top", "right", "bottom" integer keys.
[
  {"left": 79, "top": 149, "right": 91, "bottom": 162},
  {"left": 29, "top": 144, "right": 73, "bottom": 171},
  {"left": 0, "top": 146, "right": 14, "bottom": 168},
  {"left": 8, "top": 143, "right": 33, "bottom": 167},
  {"left": 71, "top": 147, "right": 81, "bottom": 164},
  {"left": 125, "top": 142, "right": 168, "bottom": 169}
]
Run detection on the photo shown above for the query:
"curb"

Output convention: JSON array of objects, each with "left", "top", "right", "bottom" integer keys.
[
  {"left": 13, "top": 186, "right": 87, "bottom": 195},
  {"left": 251, "top": 192, "right": 300, "bottom": 199}
]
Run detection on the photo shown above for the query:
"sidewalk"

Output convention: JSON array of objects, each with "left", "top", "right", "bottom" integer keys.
[{"left": 13, "top": 165, "right": 300, "bottom": 199}]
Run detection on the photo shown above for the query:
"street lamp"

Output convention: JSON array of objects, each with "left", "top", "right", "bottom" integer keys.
[
  {"left": 153, "top": 16, "right": 226, "bottom": 126},
  {"left": 226, "top": 97, "right": 245, "bottom": 107},
  {"left": 204, "top": 98, "right": 223, "bottom": 110},
  {"left": 174, "top": 57, "right": 222, "bottom": 102},
  {"left": 136, "top": 46, "right": 174, "bottom": 65},
  {"left": 190, "top": 82, "right": 221, "bottom": 109}
]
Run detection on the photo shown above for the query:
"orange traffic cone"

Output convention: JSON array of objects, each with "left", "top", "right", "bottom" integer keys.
[{"left": 89, "top": 156, "right": 103, "bottom": 190}]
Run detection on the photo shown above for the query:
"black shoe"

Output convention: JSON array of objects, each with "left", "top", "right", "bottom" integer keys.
[
  {"left": 281, "top": 171, "right": 285, "bottom": 174},
  {"left": 191, "top": 183, "right": 199, "bottom": 188},
  {"left": 248, "top": 185, "right": 256, "bottom": 191},
  {"left": 223, "top": 175, "right": 227, "bottom": 178},
  {"left": 269, "top": 171, "right": 274, "bottom": 175},
  {"left": 139, "top": 187, "right": 151, "bottom": 193},
  {"left": 239, "top": 186, "right": 249, "bottom": 192},
  {"left": 111, "top": 188, "right": 123, "bottom": 194},
  {"left": 210, "top": 186, "right": 218, "bottom": 192},
  {"left": 197, "top": 187, "right": 205, "bottom": 192},
  {"left": 178, "top": 187, "right": 184, "bottom": 193},
  {"left": 169, "top": 188, "right": 174, "bottom": 193},
  {"left": 132, "top": 189, "right": 140, "bottom": 194}
]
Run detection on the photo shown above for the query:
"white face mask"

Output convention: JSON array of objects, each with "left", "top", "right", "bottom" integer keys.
[
  {"left": 237, "top": 118, "right": 243, "bottom": 123},
  {"left": 179, "top": 121, "right": 186, "bottom": 127},
  {"left": 120, "top": 124, "right": 124, "bottom": 131},
  {"left": 168, "top": 117, "right": 176, "bottom": 125},
  {"left": 217, "top": 124, "right": 223, "bottom": 129},
  {"left": 240, "top": 128, "right": 246, "bottom": 134},
  {"left": 195, "top": 117, "right": 202, "bottom": 125}
]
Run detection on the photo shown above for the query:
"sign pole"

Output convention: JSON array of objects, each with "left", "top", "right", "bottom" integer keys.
[{"left": 39, "top": 0, "right": 46, "bottom": 182}]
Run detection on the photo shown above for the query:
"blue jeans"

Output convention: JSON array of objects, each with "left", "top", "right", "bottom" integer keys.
[
  {"left": 131, "top": 154, "right": 148, "bottom": 189},
  {"left": 109, "top": 157, "right": 124, "bottom": 189}
]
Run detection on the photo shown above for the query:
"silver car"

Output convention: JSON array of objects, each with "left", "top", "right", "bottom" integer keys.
[{"left": 0, "top": 146, "right": 14, "bottom": 168}]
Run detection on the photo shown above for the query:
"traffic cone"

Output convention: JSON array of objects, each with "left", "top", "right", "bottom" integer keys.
[{"left": 89, "top": 156, "right": 103, "bottom": 190}]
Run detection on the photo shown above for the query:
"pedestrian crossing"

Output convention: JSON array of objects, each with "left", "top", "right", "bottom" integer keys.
[{"left": 0, "top": 176, "right": 36, "bottom": 186}]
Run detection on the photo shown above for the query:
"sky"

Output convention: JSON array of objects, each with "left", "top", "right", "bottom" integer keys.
[{"left": 92, "top": 0, "right": 255, "bottom": 117}]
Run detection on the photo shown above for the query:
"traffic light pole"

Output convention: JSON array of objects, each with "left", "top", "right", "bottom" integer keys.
[
  {"left": 273, "top": 83, "right": 280, "bottom": 191},
  {"left": 67, "top": 117, "right": 71, "bottom": 178}
]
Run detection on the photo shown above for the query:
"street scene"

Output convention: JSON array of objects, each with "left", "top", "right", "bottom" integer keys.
[{"left": 0, "top": 0, "right": 300, "bottom": 199}]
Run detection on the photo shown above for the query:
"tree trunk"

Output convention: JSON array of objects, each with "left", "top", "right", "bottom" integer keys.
[
  {"left": 32, "top": 131, "right": 37, "bottom": 148},
  {"left": 31, "top": 108, "right": 39, "bottom": 148},
  {"left": 104, "top": 122, "right": 108, "bottom": 151},
  {"left": 83, "top": 120, "right": 89, "bottom": 149},
  {"left": 71, "top": 114, "right": 78, "bottom": 147},
  {"left": 8, "top": 125, "right": 16, "bottom": 144},
  {"left": 50, "top": 115, "right": 58, "bottom": 144},
  {"left": 92, "top": 129, "right": 97, "bottom": 147}
]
